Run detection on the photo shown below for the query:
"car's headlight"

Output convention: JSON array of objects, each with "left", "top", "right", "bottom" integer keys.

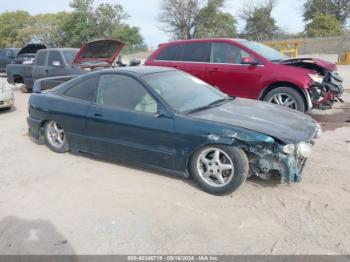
[
  {"left": 296, "top": 142, "right": 313, "bottom": 158},
  {"left": 2, "top": 83, "right": 12, "bottom": 92},
  {"left": 308, "top": 73, "right": 324, "bottom": 84},
  {"left": 315, "top": 123, "right": 322, "bottom": 139},
  {"left": 282, "top": 144, "right": 295, "bottom": 155}
]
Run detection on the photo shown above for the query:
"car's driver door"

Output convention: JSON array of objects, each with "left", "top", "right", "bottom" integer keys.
[{"left": 85, "top": 73, "right": 176, "bottom": 170}]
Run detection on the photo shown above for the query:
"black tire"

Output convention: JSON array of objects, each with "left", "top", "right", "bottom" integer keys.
[
  {"left": 263, "top": 86, "right": 306, "bottom": 112},
  {"left": 44, "top": 120, "right": 70, "bottom": 153},
  {"left": 190, "top": 145, "right": 249, "bottom": 196}
]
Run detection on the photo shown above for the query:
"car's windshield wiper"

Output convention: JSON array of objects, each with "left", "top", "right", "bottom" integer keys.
[{"left": 186, "top": 97, "right": 234, "bottom": 114}]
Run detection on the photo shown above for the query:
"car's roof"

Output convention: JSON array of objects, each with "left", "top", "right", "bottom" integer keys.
[
  {"left": 159, "top": 38, "right": 248, "bottom": 46},
  {"left": 38, "top": 48, "right": 79, "bottom": 52},
  {"left": 98, "top": 66, "right": 177, "bottom": 76}
]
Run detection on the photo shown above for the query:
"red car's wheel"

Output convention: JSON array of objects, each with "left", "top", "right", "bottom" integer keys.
[{"left": 264, "top": 87, "right": 306, "bottom": 112}]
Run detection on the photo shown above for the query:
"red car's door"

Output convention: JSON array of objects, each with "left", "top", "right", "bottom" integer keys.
[
  {"left": 206, "top": 42, "right": 266, "bottom": 99},
  {"left": 175, "top": 42, "right": 212, "bottom": 81}
]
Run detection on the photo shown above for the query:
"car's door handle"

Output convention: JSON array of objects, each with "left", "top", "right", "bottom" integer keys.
[
  {"left": 94, "top": 112, "right": 103, "bottom": 117},
  {"left": 45, "top": 69, "right": 49, "bottom": 73},
  {"left": 210, "top": 68, "right": 219, "bottom": 72}
]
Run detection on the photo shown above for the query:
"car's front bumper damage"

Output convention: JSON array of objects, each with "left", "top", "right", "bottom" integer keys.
[
  {"left": 309, "top": 71, "right": 344, "bottom": 110},
  {"left": 247, "top": 150, "right": 309, "bottom": 183},
  {"left": 243, "top": 124, "right": 320, "bottom": 183}
]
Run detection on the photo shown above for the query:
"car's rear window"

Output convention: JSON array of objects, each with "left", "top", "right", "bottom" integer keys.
[{"left": 156, "top": 42, "right": 211, "bottom": 63}]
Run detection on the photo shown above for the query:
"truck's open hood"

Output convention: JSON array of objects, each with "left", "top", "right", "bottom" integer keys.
[
  {"left": 191, "top": 98, "right": 318, "bottom": 144},
  {"left": 17, "top": 43, "right": 46, "bottom": 57},
  {"left": 73, "top": 40, "right": 124, "bottom": 65},
  {"left": 281, "top": 57, "right": 336, "bottom": 72}
]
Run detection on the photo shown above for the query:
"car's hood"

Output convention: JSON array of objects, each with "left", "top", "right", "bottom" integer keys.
[
  {"left": 190, "top": 98, "right": 318, "bottom": 144},
  {"left": 281, "top": 57, "right": 336, "bottom": 72},
  {"left": 17, "top": 43, "right": 46, "bottom": 57},
  {"left": 73, "top": 40, "right": 124, "bottom": 65}
]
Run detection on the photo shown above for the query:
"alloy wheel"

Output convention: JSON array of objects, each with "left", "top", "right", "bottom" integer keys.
[
  {"left": 46, "top": 121, "right": 66, "bottom": 148},
  {"left": 196, "top": 148, "right": 235, "bottom": 188},
  {"left": 268, "top": 93, "right": 298, "bottom": 109}
]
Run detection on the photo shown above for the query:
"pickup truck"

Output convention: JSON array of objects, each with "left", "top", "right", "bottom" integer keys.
[
  {"left": 0, "top": 43, "right": 46, "bottom": 72},
  {"left": 7, "top": 48, "right": 79, "bottom": 90},
  {"left": 7, "top": 40, "right": 125, "bottom": 91}
]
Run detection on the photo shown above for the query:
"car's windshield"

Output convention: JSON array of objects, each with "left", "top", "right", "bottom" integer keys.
[
  {"left": 240, "top": 41, "right": 289, "bottom": 62},
  {"left": 143, "top": 71, "right": 230, "bottom": 113},
  {"left": 63, "top": 50, "right": 78, "bottom": 65}
]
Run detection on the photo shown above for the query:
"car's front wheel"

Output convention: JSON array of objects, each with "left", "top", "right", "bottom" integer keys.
[
  {"left": 190, "top": 145, "right": 249, "bottom": 195},
  {"left": 264, "top": 87, "right": 306, "bottom": 112},
  {"left": 44, "top": 120, "right": 70, "bottom": 153}
]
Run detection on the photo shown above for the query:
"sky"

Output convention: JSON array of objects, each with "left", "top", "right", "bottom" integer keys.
[{"left": 0, "top": 0, "right": 305, "bottom": 48}]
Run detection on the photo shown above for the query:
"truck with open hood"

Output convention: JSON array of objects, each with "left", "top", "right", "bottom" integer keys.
[{"left": 6, "top": 40, "right": 130, "bottom": 91}]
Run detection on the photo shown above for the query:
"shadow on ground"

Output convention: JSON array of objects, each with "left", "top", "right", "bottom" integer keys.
[
  {"left": 311, "top": 103, "right": 350, "bottom": 132},
  {"left": 0, "top": 216, "right": 76, "bottom": 256},
  {"left": 0, "top": 106, "right": 16, "bottom": 114}
]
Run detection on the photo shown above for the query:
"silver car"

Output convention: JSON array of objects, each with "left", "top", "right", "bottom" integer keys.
[{"left": 0, "top": 82, "right": 14, "bottom": 110}]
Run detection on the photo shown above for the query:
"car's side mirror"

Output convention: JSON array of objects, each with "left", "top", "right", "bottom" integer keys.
[
  {"left": 52, "top": 61, "right": 62, "bottom": 67},
  {"left": 241, "top": 57, "right": 259, "bottom": 65}
]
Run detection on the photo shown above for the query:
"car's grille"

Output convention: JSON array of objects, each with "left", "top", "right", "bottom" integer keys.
[{"left": 0, "top": 101, "right": 4, "bottom": 105}]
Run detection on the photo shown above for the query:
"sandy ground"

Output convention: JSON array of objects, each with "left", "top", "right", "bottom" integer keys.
[{"left": 0, "top": 66, "right": 349, "bottom": 255}]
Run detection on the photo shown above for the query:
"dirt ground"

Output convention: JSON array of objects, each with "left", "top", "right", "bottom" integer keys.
[{"left": 0, "top": 66, "right": 349, "bottom": 255}]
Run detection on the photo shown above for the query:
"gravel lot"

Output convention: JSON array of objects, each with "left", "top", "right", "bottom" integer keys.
[{"left": 0, "top": 66, "right": 349, "bottom": 255}]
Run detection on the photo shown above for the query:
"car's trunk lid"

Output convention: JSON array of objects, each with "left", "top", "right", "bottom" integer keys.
[{"left": 73, "top": 40, "right": 124, "bottom": 65}]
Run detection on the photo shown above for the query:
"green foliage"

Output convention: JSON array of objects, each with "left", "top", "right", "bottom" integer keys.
[
  {"left": 158, "top": 0, "right": 237, "bottom": 39},
  {"left": 241, "top": 0, "right": 279, "bottom": 41},
  {"left": 197, "top": 0, "right": 237, "bottom": 38},
  {"left": 306, "top": 13, "right": 343, "bottom": 37},
  {"left": 112, "top": 25, "right": 147, "bottom": 53},
  {"left": 0, "top": 11, "right": 32, "bottom": 47},
  {"left": 0, "top": 0, "right": 147, "bottom": 52},
  {"left": 303, "top": 0, "right": 350, "bottom": 24},
  {"left": 27, "top": 12, "right": 71, "bottom": 47}
]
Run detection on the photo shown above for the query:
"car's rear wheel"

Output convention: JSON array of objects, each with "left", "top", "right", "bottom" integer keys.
[
  {"left": 264, "top": 87, "right": 305, "bottom": 112},
  {"left": 44, "top": 120, "right": 70, "bottom": 153},
  {"left": 190, "top": 145, "right": 249, "bottom": 195}
]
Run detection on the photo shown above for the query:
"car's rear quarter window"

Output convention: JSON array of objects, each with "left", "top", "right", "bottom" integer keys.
[{"left": 64, "top": 76, "right": 99, "bottom": 102}]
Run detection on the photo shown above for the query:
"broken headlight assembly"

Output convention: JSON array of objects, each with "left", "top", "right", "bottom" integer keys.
[
  {"left": 308, "top": 73, "right": 324, "bottom": 84},
  {"left": 296, "top": 142, "right": 313, "bottom": 158},
  {"left": 281, "top": 144, "right": 295, "bottom": 155},
  {"left": 281, "top": 142, "right": 313, "bottom": 158}
]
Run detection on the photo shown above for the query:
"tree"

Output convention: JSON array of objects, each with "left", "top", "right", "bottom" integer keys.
[
  {"left": 95, "top": 3, "right": 129, "bottom": 38},
  {"left": 158, "top": 0, "right": 202, "bottom": 39},
  {"left": 112, "top": 24, "right": 147, "bottom": 53},
  {"left": 59, "top": 0, "right": 99, "bottom": 47},
  {"left": 25, "top": 12, "right": 71, "bottom": 47},
  {"left": 0, "top": 11, "right": 32, "bottom": 47},
  {"left": 59, "top": 0, "right": 146, "bottom": 51},
  {"left": 197, "top": 0, "right": 237, "bottom": 38},
  {"left": 306, "top": 13, "right": 343, "bottom": 37},
  {"left": 241, "top": 0, "right": 279, "bottom": 41},
  {"left": 303, "top": 0, "right": 350, "bottom": 24},
  {"left": 158, "top": 0, "right": 237, "bottom": 39}
]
